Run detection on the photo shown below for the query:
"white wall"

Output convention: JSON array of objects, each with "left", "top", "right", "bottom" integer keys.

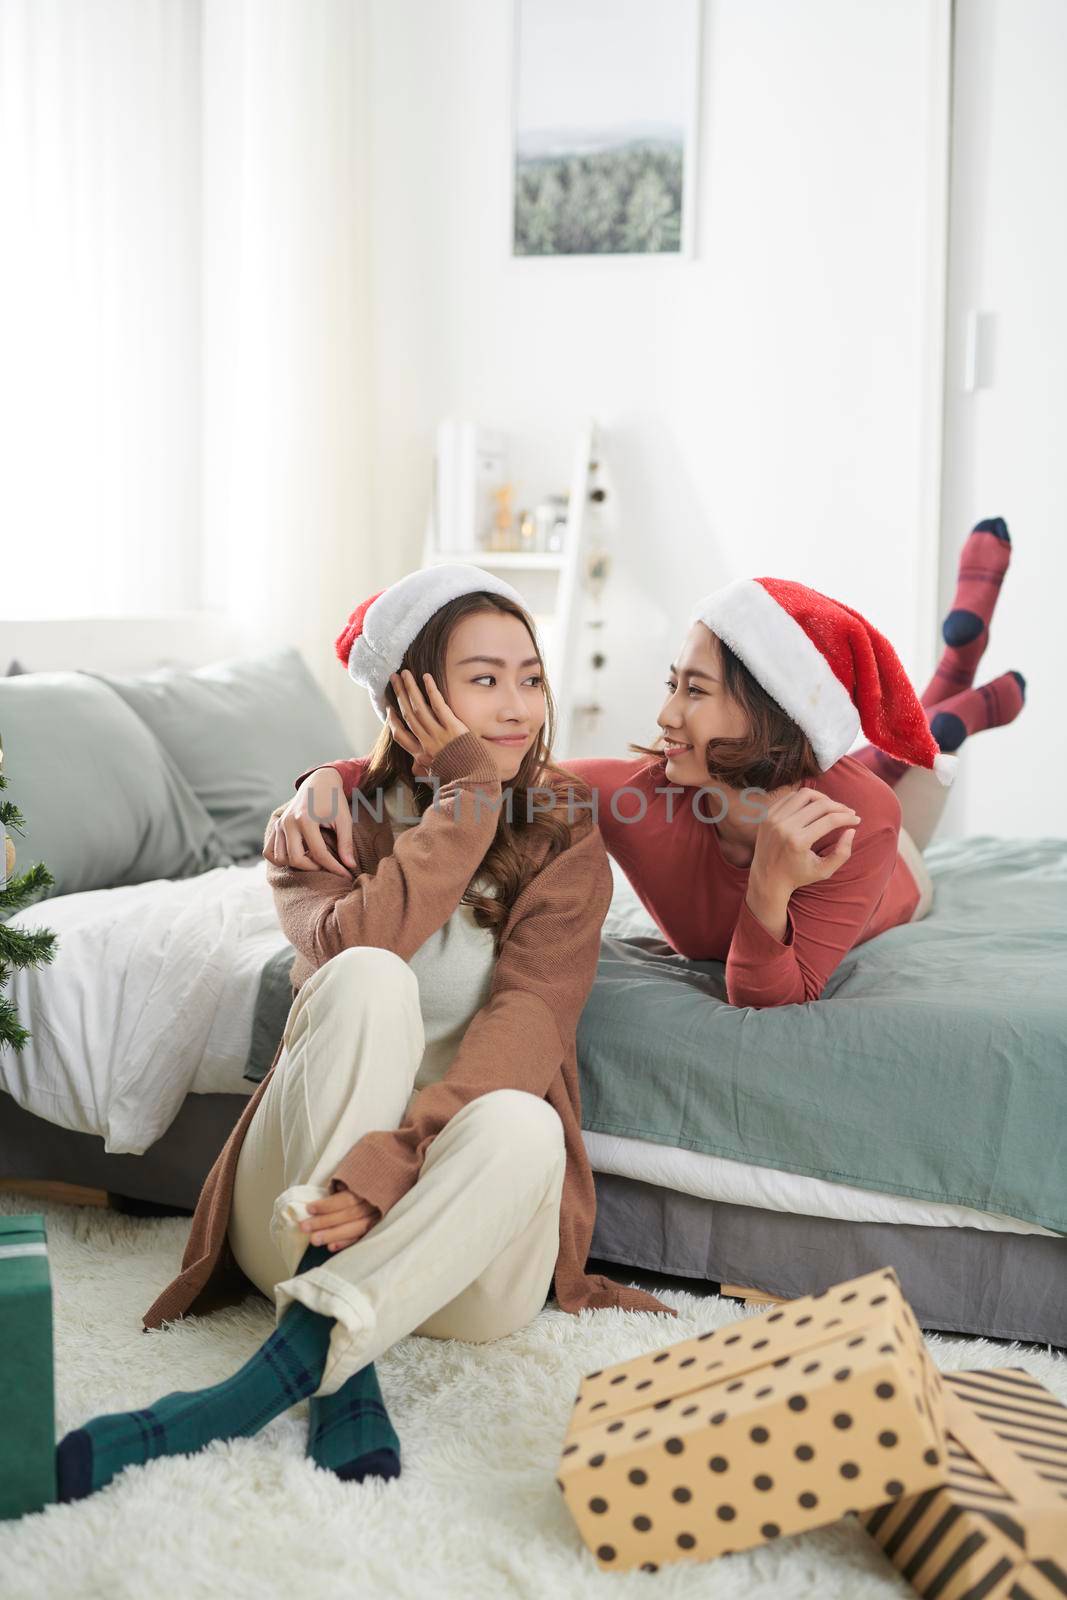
[
  {"left": 938, "top": 0, "right": 1066, "bottom": 838},
  {"left": 364, "top": 0, "right": 950, "bottom": 763}
]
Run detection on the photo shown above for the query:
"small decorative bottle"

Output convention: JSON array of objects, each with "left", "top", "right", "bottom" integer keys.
[
  {"left": 518, "top": 509, "right": 538, "bottom": 554},
  {"left": 488, "top": 484, "right": 515, "bottom": 551}
]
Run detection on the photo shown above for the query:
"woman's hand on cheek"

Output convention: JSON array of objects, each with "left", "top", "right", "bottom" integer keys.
[
  {"left": 386, "top": 705, "right": 432, "bottom": 779},
  {"left": 389, "top": 670, "right": 470, "bottom": 768}
]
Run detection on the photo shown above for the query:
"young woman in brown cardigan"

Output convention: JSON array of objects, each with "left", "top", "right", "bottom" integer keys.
[{"left": 54, "top": 565, "right": 674, "bottom": 1504}]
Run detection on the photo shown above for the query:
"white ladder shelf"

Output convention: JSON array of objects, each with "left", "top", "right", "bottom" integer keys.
[{"left": 421, "top": 418, "right": 598, "bottom": 756}]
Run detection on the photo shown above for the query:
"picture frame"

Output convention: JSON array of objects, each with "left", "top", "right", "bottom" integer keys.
[{"left": 509, "top": 0, "right": 703, "bottom": 261}]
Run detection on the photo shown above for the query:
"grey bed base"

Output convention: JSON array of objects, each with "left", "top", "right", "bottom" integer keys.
[{"left": 3, "top": 1089, "right": 1064, "bottom": 1349}]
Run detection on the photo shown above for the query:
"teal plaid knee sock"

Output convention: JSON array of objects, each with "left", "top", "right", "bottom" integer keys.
[
  {"left": 292, "top": 1241, "right": 401, "bottom": 1482},
  {"left": 56, "top": 1244, "right": 335, "bottom": 1503},
  {"left": 306, "top": 1362, "right": 401, "bottom": 1483}
]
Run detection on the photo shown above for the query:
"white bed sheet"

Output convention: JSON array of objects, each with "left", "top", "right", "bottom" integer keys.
[
  {"left": 580, "top": 1131, "right": 1058, "bottom": 1238},
  {"left": 3, "top": 856, "right": 1053, "bottom": 1238},
  {"left": 3, "top": 858, "right": 289, "bottom": 1154}
]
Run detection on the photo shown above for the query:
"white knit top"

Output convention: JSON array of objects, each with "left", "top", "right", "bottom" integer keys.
[{"left": 382, "top": 780, "right": 497, "bottom": 1098}]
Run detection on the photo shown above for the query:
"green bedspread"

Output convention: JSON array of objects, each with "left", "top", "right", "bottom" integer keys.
[
  {"left": 245, "top": 836, "right": 1067, "bottom": 1233},
  {"left": 576, "top": 836, "right": 1067, "bottom": 1234}
]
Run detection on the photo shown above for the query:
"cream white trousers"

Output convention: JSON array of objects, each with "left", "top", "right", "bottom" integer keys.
[{"left": 226, "top": 946, "right": 567, "bottom": 1398}]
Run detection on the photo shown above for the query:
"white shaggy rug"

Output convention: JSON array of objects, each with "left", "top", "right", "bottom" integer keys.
[{"left": 1, "top": 1194, "right": 1063, "bottom": 1600}]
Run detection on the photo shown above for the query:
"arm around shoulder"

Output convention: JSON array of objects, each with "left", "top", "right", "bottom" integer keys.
[{"left": 267, "top": 730, "right": 506, "bottom": 968}]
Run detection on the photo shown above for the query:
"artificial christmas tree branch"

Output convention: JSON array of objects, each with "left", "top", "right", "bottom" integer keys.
[{"left": 1, "top": 729, "right": 57, "bottom": 1054}]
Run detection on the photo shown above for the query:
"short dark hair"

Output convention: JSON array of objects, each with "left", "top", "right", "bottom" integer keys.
[{"left": 628, "top": 634, "right": 822, "bottom": 791}]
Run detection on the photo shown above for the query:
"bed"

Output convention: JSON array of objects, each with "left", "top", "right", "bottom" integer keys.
[{"left": 3, "top": 825, "right": 1065, "bottom": 1347}]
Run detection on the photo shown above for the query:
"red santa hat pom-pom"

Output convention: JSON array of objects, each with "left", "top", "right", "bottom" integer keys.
[{"left": 334, "top": 590, "right": 385, "bottom": 669}]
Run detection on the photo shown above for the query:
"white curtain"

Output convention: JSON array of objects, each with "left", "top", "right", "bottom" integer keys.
[
  {"left": 0, "top": 0, "right": 202, "bottom": 619},
  {"left": 1, "top": 0, "right": 375, "bottom": 740},
  {"left": 201, "top": 0, "right": 376, "bottom": 724}
]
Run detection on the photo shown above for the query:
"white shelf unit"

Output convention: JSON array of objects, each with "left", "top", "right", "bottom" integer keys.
[{"left": 422, "top": 419, "right": 598, "bottom": 756}]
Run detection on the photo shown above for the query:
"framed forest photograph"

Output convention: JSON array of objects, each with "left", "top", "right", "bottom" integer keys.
[{"left": 511, "top": 0, "right": 702, "bottom": 259}]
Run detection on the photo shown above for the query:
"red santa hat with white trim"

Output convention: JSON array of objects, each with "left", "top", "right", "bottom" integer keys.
[
  {"left": 335, "top": 562, "right": 530, "bottom": 723},
  {"left": 689, "top": 576, "right": 959, "bottom": 785}
]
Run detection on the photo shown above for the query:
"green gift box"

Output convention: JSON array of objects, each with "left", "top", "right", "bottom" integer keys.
[{"left": 0, "top": 1213, "right": 56, "bottom": 1519}]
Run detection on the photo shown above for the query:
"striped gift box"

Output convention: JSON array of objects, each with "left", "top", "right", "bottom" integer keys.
[{"left": 863, "top": 1367, "right": 1067, "bottom": 1600}]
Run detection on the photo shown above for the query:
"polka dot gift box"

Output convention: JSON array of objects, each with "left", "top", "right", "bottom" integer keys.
[
  {"left": 863, "top": 1368, "right": 1067, "bottom": 1599},
  {"left": 556, "top": 1265, "right": 947, "bottom": 1574}
]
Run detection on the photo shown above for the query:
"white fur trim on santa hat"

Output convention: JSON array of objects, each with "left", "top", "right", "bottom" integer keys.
[
  {"left": 689, "top": 577, "right": 861, "bottom": 770},
  {"left": 348, "top": 562, "right": 529, "bottom": 722}
]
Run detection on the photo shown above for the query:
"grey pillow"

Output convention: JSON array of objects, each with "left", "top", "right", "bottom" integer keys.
[
  {"left": 0, "top": 671, "right": 233, "bottom": 915},
  {"left": 85, "top": 646, "right": 351, "bottom": 861}
]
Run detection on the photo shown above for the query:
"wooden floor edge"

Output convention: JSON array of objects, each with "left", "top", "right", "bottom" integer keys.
[
  {"left": 0, "top": 1179, "right": 113, "bottom": 1209},
  {"left": 720, "top": 1281, "right": 787, "bottom": 1306}
]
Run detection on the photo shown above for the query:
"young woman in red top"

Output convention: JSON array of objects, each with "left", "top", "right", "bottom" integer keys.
[{"left": 275, "top": 519, "right": 1025, "bottom": 1009}]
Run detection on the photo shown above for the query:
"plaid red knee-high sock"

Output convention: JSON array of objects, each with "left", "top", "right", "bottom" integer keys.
[
  {"left": 920, "top": 517, "right": 1012, "bottom": 709},
  {"left": 927, "top": 670, "right": 1027, "bottom": 752},
  {"left": 852, "top": 670, "right": 1026, "bottom": 786}
]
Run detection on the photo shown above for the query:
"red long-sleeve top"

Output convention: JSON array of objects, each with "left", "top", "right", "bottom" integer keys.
[{"left": 303, "top": 751, "right": 920, "bottom": 1009}]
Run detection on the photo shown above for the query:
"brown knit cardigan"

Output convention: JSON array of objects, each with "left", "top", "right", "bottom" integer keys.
[{"left": 142, "top": 730, "right": 675, "bottom": 1331}]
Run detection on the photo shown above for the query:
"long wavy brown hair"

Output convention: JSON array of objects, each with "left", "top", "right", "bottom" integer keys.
[
  {"left": 354, "top": 591, "right": 589, "bottom": 955},
  {"left": 628, "top": 633, "right": 822, "bottom": 791}
]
